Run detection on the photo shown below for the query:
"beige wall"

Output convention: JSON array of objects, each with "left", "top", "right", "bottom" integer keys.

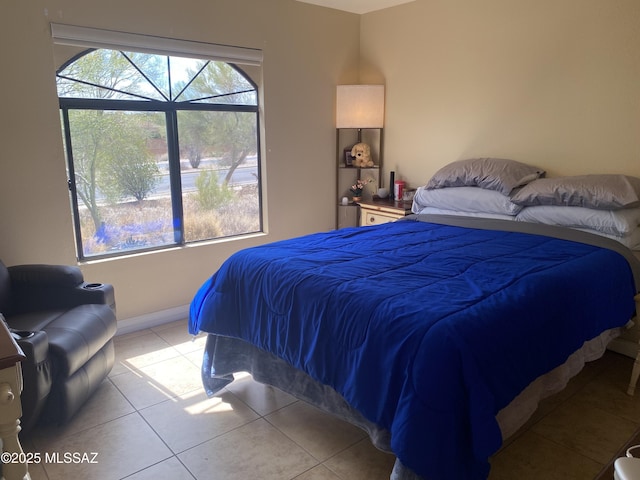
[
  {"left": 0, "top": 0, "right": 359, "bottom": 320},
  {"left": 3, "top": 0, "right": 639, "bottom": 322},
  {"left": 361, "top": 0, "right": 640, "bottom": 189}
]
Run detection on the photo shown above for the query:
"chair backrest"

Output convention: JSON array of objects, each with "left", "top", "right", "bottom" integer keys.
[{"left": 0, "top": 261, "right": 11, "bottom": 315}]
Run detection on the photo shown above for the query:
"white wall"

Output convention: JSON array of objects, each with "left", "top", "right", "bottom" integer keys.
[
  {"left": 0, "top": 0, "right": 360, "bottom": 321},
  {"left": 360, "top": 0, "right": 640, "bottom": 189}
]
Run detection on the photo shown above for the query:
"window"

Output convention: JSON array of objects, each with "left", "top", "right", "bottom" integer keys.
[{"left": 57, "top": 48, "right": 261, "bottom": 260}]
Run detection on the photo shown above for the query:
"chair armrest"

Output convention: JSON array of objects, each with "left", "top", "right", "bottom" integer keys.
[
  {"left": 8, "top": 264, "right": 84, "bottom": 289},
  {"left": 67, "top": 282, "right": 116, "bottom": 313},
  {"left": 7, "top": 265, "right": 116, "bottom": 315}
]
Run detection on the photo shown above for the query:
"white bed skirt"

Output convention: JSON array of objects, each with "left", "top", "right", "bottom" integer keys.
[{"left": 496, "top": 326, "right": 622, "bottom": 440}]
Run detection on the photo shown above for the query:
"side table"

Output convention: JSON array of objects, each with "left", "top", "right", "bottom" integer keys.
[
  {"left": 358, "top": 198, "right": 413, "bottom": 226},
  {"left": 0, "top": 318, "right": 30, "bottom": 480}
]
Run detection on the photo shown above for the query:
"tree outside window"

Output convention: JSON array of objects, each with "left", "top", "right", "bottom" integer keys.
[{"left": 57, "top": 49, "right": 261, "bottom": 260}]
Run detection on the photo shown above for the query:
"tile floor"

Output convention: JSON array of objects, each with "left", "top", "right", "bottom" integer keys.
[{"left": 17, "top": 319, "right": 640, "bottom": 480}]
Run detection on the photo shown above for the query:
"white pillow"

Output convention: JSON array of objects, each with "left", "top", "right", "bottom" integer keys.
[
  {"left": 516, "top": 205, "right": 640, "bottom": 236},
  {"left": 413, "top": 206, "right": 518, "bottom": 221},
  {"left": 412, "top": 186, "right": 523, "bottom": 216}
]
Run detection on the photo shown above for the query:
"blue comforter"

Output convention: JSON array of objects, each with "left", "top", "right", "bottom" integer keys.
[{"left": 189, "top": 218, "right": 636, "bottom": 479}]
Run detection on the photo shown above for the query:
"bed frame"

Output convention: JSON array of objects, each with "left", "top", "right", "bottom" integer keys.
[{"left": 626, "top": 293, "right": 640, "bottom": 395}]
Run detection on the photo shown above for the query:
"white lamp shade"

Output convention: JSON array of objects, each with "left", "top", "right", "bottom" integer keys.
[{"left": 336, "top": 85, "right": 385, "bottom": 129}]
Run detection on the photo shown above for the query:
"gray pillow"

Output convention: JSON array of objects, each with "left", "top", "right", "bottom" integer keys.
[
  {"left": 511, "top": 174, "right": 640, "bottom": 210},
  {"left": 426, "top": 158, "right": 545, "bottom": 195}
]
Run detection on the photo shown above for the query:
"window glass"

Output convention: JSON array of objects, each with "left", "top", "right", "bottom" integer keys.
[
  {"left": 58, "top": 49, "right": 261, "bottom": 259},
  {"left": 178, "top": 110, "right": 260, "bottom": 242}
]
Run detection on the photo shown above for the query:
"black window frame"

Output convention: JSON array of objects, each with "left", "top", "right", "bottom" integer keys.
[{"left": 57, "top": 49, "right": 262, "bottom": 261}]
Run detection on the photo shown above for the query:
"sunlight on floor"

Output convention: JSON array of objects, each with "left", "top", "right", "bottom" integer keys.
[
  {"left": 185, "top": 396, "right": 234, "bottom": 415},
  {"left": 122, "top": 345, "right": 182, "bottom": 369}
]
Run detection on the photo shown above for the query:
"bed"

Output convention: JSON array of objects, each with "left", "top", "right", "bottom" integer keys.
[{"left": 189, "top": 158, "right": 640, "bottom": 479}]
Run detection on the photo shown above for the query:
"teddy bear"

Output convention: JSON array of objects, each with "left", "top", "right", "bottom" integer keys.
[{"left": 350, "top": 143, "right": 374, "bottom": 168}]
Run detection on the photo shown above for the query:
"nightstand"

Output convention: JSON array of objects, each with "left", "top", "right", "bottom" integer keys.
[
  {"left": 358, "top": 198, "right": 413, "bottom": 226},
  {"left": 0, "top": 317, "right": 29, "bottom": 480}
]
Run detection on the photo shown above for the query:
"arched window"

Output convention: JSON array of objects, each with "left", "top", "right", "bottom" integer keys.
[{"left": 57, "top": 48, "right": 261, "bottom": 260}]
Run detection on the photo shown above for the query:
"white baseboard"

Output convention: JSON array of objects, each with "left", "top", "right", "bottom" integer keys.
[{"left": 116, "top": 304, "right": 190, "bottom": 336}]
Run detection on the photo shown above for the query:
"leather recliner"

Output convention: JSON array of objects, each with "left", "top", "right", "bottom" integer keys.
[{"left": 0, "top": 260, "right": 117, "bottom": 433}]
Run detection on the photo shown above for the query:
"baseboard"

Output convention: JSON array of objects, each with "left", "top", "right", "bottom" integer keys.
[
  {"left": 608, "top": 337, "right": 638, "bottom": 359},
  {"left": 115, "top": 304, "right": 190, "bottom": 336}
]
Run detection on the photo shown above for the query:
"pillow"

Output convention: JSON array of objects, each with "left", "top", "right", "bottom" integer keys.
[
  {"left": 516, "top": 205, "right": 640, "bottom": 236},
  {"left": 511, "top": 174, "right": 640, "bottom": 210},
  {"left": 412, "top": 186, "right": 523, "bottom": 216},
  {"left": 426, "top": 158, "right": 545, "bottom": 195},
  {"left": 413, "top": 206, "right": 517, "bottom": 221}
]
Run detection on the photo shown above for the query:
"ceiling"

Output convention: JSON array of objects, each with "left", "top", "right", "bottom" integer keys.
[{"left": 295, "top": 0, "right": 415, "bottom": 14}]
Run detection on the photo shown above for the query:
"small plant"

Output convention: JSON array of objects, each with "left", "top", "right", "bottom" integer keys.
[
  {"left": 350, "top": 178, "right": 373, "bottom": 197},
  {"left": 195, "top": 170, "right": 234, "bottom": 210},
  {"left": 183, "top": 209, "right": 223, "bottom": 242}
]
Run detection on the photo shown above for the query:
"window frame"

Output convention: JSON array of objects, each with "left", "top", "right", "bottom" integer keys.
[{"left": 58, "top": 49, "right": 262, "bottom": 261}]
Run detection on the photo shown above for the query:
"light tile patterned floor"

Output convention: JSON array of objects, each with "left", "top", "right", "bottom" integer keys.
[{"left": 18, "top": 319, "right": 640, "bottom": 479}]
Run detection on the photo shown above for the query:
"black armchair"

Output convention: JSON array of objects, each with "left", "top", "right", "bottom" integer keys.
[{"left": 0, "top": 260, "right": 117, "bottom": 433}]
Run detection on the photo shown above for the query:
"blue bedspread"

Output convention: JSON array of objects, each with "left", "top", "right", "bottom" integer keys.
[{"left": 189, "top": 219, "right": 636, "bottom": 479}]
